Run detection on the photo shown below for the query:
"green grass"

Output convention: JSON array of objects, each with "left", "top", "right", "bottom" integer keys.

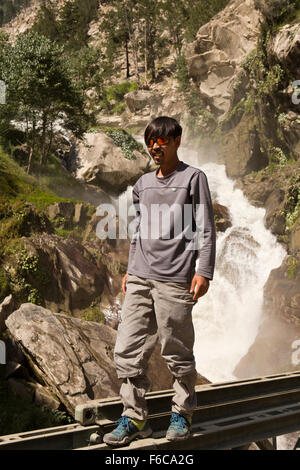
[
  {"left": 0, "top": 146, "right": 74, "bottom": 209},
  {"left": 100, "top": 81, "right": 138, "bottom": 114},
  {"left": 0, "top": 146, "right": 96, "bottom": 248},
  {"left": 31, "top": 152, "right": 93, "bottom": 203}
]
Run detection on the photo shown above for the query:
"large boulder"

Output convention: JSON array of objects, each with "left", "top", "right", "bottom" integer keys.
[
  {"left": 184, "top": 0, "right": 262, "bottom": 116},
  {"left": 124, "top": 90, "right": 162, "bottom": 115},
  {"left": 272, "top": 23, "right": 300, "bottom": 76},
  {"left": 223, "top": 111, "right": 269, "bottom": 179},
  {"left": 18, "top": 233, "right": 107, "bottom": 316},
  {"left": 70, "top": 131, "right": 150, "bottom": 194},
  {"left": 5, "top": 303, "right": 209, "bottom": 415},
  {"left": 213, "top": 202, "right": 232, "bottom": 232}
]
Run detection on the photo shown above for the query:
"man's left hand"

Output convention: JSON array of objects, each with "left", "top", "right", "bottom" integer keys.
[{"left": 189, "top": 275, "right": 210, "bottom": 301}]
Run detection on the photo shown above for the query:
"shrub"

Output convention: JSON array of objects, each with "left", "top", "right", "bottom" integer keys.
[
  {"left": 100, "top": 81, "right": 138, "bottom": 114},
  {"left": 254, "top": 0, "right": 300, "bottom": 25}
]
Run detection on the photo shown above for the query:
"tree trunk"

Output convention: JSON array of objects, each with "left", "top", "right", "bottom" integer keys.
[
  {"left": 148, "top": 22, "right": 156, "bottom": 81},
  {"left": 43, "top": 121, "right": 54, "bottom": 167},
  {"left": 26, "top": 146, "right": 33, "bottom": 175},
  {"left": 144, "top": 20, "right": 148, "bottom": 85},
  {"left": 124, "top": 5, "right": 140, "bottom": 85},
  {"left": 125, "top": 38, "right": 130, "bottom": 78},
  {"left": 40, "top": 111, "right": 48, "bottom": 166},
  {"left": 26, "top": 117, "right": 36, "bottom": 174}
]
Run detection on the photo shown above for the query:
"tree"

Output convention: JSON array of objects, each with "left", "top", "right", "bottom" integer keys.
[
  {"left": 253, "top": 0, "right": 300, "bottom": 25},
  {"left": 57, "top": 0, "right": 99, "bottom": 51},
  {"left": 136, "top": 0, "right": 164, "bottom": 82},
  {"left": 33, "top": 0, "right": 100, "bottom": 51},
  {"left": 100, "top": 0, "right": 165, "bottom": 84},
  {"left": 100, "top": 5, "right": 131, "bottom": 79},
  {"left": 0, "top": 31, "right": 88, "bottom": 173},
  {"left": 184, "top": 0, "right": 230, "bottom": 42},
  {"left": 159, "top": 0, "right": 189, "bottom": 57},
  {"left": 31, "top": 1, "right": 60, "bottom": 41},
  {"left": 0, "top": 0, "right": 30, "bottom": 27}
]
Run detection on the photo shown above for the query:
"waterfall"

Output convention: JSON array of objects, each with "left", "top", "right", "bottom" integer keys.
[{"left": 184, "top": 160, "right": 286, "bottom": 382}]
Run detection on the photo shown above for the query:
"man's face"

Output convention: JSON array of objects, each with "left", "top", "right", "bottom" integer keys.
[{"left": 147, "top": 135, "right": 181, "bottom": 166}]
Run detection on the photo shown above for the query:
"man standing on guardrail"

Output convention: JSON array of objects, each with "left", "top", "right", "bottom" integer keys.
[{"left": 103, "top": 116, "right": 216, "bottom": 447}]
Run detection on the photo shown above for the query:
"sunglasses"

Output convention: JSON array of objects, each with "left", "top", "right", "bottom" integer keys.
[{"left": 146, "top": 136, "right": 169, "bottom": 147}]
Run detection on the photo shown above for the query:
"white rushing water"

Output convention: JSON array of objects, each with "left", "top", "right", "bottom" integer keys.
[{"left": 178, "top": 147, "right": 287, "bottom": 382}]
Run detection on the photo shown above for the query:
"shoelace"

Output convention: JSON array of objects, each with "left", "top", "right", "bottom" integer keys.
[
  {"left": 170, "top": 413, "right": 188, "bottom": 426},
  {"left": 115, "top": 416, "right": 134, "bottom": 433}
]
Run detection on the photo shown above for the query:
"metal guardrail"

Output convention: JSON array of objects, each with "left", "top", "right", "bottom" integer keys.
[{"left": 1, "top": 371, "right": 300, "bottom": 450}]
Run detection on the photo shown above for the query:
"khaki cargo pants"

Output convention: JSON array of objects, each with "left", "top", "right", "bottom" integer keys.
[{"left": 114, "top": 273, "right": 198, "bottom": 421}]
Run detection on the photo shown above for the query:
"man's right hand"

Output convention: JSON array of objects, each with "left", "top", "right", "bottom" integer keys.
[{"left": 122, "top": 272, "right": 128, "bottom": 294}]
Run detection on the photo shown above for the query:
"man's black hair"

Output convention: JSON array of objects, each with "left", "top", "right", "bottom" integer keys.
[{"left": 144, "top": 116, "right": 182, "bottom": 144}]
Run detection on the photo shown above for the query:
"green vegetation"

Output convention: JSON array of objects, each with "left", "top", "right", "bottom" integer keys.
[
  {"left": 33, "top": 0, "right": 99, "bottom": 51},
  {"left": 0, "top": 30, "right": 89, "bottom": 174},
  {"left": 32, "top": 0, "right": 230, "bottom": 87},
  {"left": 103, "top": 128, "right": 140, "bottom": 160},
  {"left": 100, "top": 81, "right": 138, "bottom": 114},
  {"left": 218, "top": 6, "right": 298, "bottom": 168},
  {"left": 241, "top": 47, "right": 285, "bottom": 98},
  {"left": 254, "top": 0, "right": 300, "bottom": 27},
  {"left": 183, "top": 0, "right": 230, "bottom": 42},
  {"left": 175, "top": 53, "right": 217, "bottom": 139},
  {"left": 0, "top": 368, "right": 73, "bottom": 436},
  {"left": 285, "top": 174, "right": 300, "bottom": 229},
  {"left": 0, "top": 145, "right": 75, "bottom": 211},
  {"left": 287, "top": 256, "right": 299, "bottom": 279},
  {"left": 80, "top": 297, "right": 105, "bottom": 324},
  {"left": 88, "top": 126, "right": 146, "bottom": 161},
  {"left": 0, "top": 0, "right": 30, "bottom": 27},
  {"left": 0, "top": 144, "right": 84, "bottom": 304}
]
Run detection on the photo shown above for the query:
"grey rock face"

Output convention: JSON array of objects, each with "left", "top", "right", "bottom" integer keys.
[
  {"left": 0, "top": 295, "right": 16, "bottom": 334},
  {"left": 20, "top": 233, "right": 107, "bottom": 315},
  {"left": 184, "top": 0, "right": 262, "bottom": 115},
  {"left": 5, "top": 303, "right": 210, "bottom": 416},
  {"left": 4, "top": 304, "right": 172, "bottom": 415},
  {"left": 72, "top": 131, "right": 150, "bottom": 194},
  {"left": 5, "top": 303, "right": 124, "bottom": 415},
  {"left": 272, "top": 23, "right": 300, "bottom": 75}
]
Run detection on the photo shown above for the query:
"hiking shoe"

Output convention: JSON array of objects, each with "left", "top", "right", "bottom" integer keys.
[
  {"left": 103, "top": 416, "right": 152, "bottom": 447},
  {"left": 166, "top": 413, "right": 192, "bottom": 441}
]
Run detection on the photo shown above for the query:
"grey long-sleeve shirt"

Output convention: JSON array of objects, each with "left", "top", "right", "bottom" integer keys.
[{"left": 127, "top": 160, "right": 216, "bottom": 283}]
